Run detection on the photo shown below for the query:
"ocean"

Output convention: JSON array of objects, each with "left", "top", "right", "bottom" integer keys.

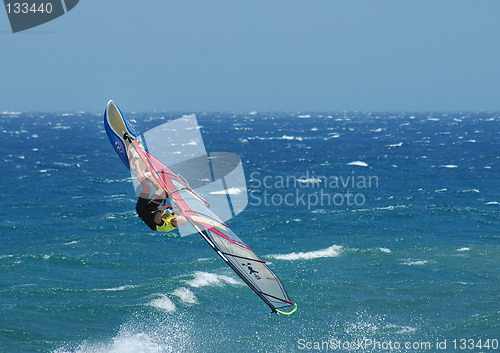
[{"left": 0, "top": 111, "right": 498, "bottom": 353}]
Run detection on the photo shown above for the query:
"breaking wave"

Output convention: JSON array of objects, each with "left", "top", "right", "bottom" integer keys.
[
  {"left": 185, "top": 271, "right": 242, "bottom": 288},
  {"left": 268, "top": 244, "right": 343, "bottom": 260}
]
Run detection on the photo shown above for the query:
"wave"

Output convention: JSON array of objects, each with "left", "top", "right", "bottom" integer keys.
[
  {"left": 181, "top": 141, "right": 198, "bottom": 146},
  {"left": 209, "top": 187, "right": 243, "bottom": 195},
  {"left": 458, "top": 189, "right": 480, "bottom": 193},
  {"left": 185, "top": 271, "right": 241, "bottom": 288},
  {"left": 402, "top": 259, "right": 428, "bottom": 266},
  {"left": 172, "top": 287, "right": 197, "bottom": 304},
  {"left": 384, "top": 324, "right": 417, "bottom": 334},
  {"left": 352, "top": 205, "right": 408, "bottom": 212},
  {"left": 296, "top": 178, "right": 323, "bottom": 185},
  {"left": 94, "top": 285, "right": 137, "bottom": 292},
  {"left": 247, "top": 135, "right": 304, "bottom": 141},
  {"left": 53, "top": 316, "right": 193, "bottom": 353},
  {"left": 268, "top": 245, "right": 343, "bottom": 260},
  {"left": 281, "top": 134, "right": 303, "bottom": 141},
  {"left": 347, "top": 161, "right": 368, "bottom": 167},
  {"left": 51, "top": 124, "right": 71, "bottom": 130},
  {"left": 148, "top": 294, "right": 176, "bottom": 312},
  {"left": 331, "top": 316, "right": 418, "bottom": 339}
]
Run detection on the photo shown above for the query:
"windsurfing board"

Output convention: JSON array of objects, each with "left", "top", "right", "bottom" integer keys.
[{"left": 104, "top": 100, "right": 138, "bottom": 169}]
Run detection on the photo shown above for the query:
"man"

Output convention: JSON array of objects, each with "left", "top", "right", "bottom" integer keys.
[{"left": 129, "top": 143, "right": 187, "bottom": 232}]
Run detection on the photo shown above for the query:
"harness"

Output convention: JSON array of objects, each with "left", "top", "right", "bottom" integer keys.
[{"left": 156, "top": 213, "right": 177, "bottom": 232}]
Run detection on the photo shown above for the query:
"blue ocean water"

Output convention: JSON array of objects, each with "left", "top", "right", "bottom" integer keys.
[{"left": 0, "top": 111, "right": 499, "bottom": 353}]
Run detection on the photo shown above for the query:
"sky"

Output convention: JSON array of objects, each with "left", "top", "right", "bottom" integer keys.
[{"left": 1, "top": 0, "right": 500, "bottom": 112}]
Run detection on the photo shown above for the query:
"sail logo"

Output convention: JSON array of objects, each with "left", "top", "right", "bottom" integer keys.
[
  {"left": 114, "top": 142, "right": 124, "bottom": 155},
  {"left": 242, "top": 263, "right": 261, "bottom": 281},
  {"left": 3, "top": 0, "right": 79, "bottom": 33}
]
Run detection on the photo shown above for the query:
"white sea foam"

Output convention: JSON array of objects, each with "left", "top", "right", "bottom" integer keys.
[
  {"left": 52, "top": 124, "right": 71, "bottom": 130},
  {"left": 297, "top": 178, "right": 323, "bottom": 185},
  {"left": 53, "top": 318, "right": 192, "bottom": 353},
  {"left": 402, "top": 260, "right": 428, "bottom": 266},
  {"left": 347, "top": 161, "right": 369, "bottom": 167},
  {"left": 172, "top": 287, "right": 197, "bottom": 304},
  {"left": 186, "top": 271, "right": 241, "bottom": 288},
  {"left": 456, "top": 247, "right": 470, "bottom": 252},
  {"left": 281, "top": 135, "right": 303, "bottom": 141},
  {"left": 95, "top": 285, "right": 137, "bottom": 292},
  {"left": 196, "top": 257, "right": 211, "bottom": 262},
  {"left": 182, "top": 141, "right": 197, "bottom": 146},
  {"left": 385, "top": 324, "right": 417, "bottom": 334},
  {"left": 352, "top": 205, "right": 407, "bottom": 212},
  {"left": 387, "top": 142, "right": 403, "bottom": 147},
  {"left": 485, "top": 201, "right": 499, "bottom": 205},
  {"left": 440, "top": 164, "right": 458, "bottom": 168},
  {"left": 148, "top": 294, "right": 176, "bottom": 312},
  {"left": 54, "top": 162, "right": 72, "bottom": 167},
  {"left": 379, "top": 248, "right": 392, "bottom": 254},
  {"left": 209, "top": 187, "right": 243, "bottom": 195},
  {"left": 269, "top": 245, "right": 343, "bottom": 260},
  {"left": 459, "top": 189, "right": 480, "bottom": 193},
  {"left": 434, "top": 188, "right": 447, "bottom": 193},
  {"left": 55, "top": 333, "right": 165, "bottom": 353}
]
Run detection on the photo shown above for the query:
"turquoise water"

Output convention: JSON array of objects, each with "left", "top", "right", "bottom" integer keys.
[{"left": 0, "top": 111, "right": 498, "bottom": 352}]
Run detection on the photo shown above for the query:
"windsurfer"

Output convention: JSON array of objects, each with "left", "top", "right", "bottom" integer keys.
[{"left": 128, "top": 144, "right": 187, "bottom": 232}]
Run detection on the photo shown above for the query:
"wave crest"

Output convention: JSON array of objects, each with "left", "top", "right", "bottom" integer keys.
[{"left": 269, "top": 245, "right": 343, "bottom": 260}]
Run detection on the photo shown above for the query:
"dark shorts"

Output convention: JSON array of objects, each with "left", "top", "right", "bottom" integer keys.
[{"left": 136, "top": 197, "right": 160, "bottom": 231}]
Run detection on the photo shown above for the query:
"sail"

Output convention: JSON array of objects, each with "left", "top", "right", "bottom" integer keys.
[
  {"left": 142, "top": 114, "right": 248, "bottom": 227},
  {"left": 133, "top": 139, "right": 297, "bottom": 314}
]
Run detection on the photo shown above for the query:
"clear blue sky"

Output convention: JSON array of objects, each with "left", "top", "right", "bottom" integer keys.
[{"left": 1, "top": 0, "right": 499, "bottom": 112}]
